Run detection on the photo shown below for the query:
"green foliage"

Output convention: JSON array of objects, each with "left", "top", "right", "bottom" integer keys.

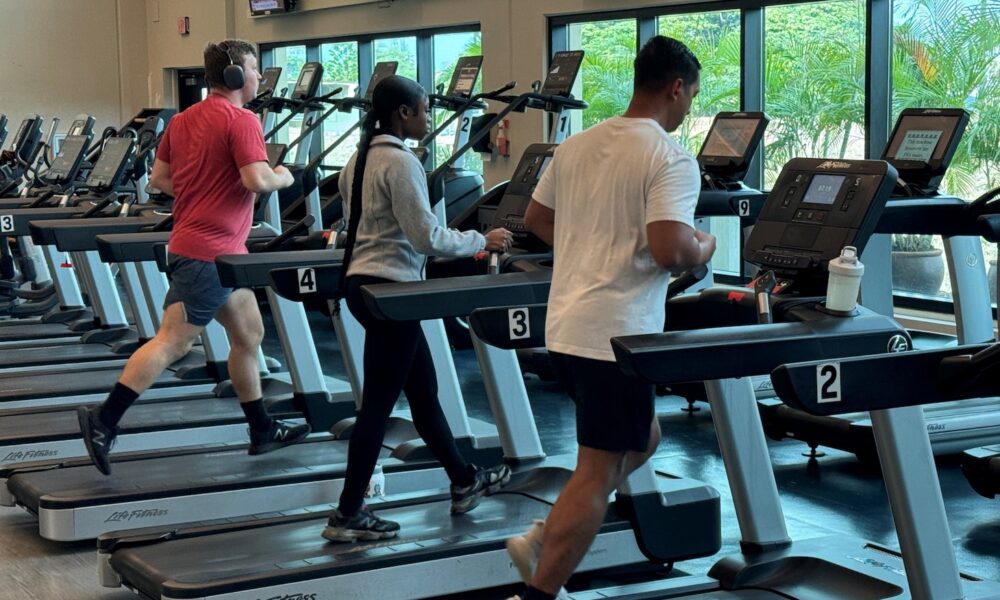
[
  {"left": 892, "top": 0, "right": 1000, "bottom": 198},
  {"left": 375, "top": 37, "right": 418, "bottom": 80},
  {"left": 892, "top": 233, "right": 937, "bottom": 252},
  {"left": 321, "top": 42, "right": 359, "bottom": 86}
]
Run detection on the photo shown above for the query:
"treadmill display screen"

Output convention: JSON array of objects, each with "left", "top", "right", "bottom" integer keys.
[
  {"left": 366, "top": 62, "right": 399, "bottom": 99},
  {"left": 293, "top": 64, "right": 318, "bottom": 99},
  {"left": 259, "top": 68, "right": 282, "bottom": 96},
  {"left": 700, "top": 117, "right": 761, "bottom": 159},
  {"left": 884, "top": 115, "right": 960, "bottom": 165},
  {"left": 802, "top": 175, "right": 845, "bottom": 205},
  {"left": 86, "top": 138, "right": 132, "bottom": 188},
  {"left": 48, "top": 135, "right": 88, "bottom": 181},
  {"left": 447, "top": 56, "right": 483, "bottom": 97},
  {"left": 540, "top": 51, "right": 584, "bottom": 96}
]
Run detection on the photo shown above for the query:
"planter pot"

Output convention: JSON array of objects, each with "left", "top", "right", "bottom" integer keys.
[
  {"left": 989, "top": 260, "right": 997, "bottom": 304},
  {"left": 891, "top": 249, "right": 946, "bottom": 296}
]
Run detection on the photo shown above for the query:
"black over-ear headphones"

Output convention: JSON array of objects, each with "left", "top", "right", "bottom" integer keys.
[{"left": 220, "top": 42, "right": 246, "bottom": 91}]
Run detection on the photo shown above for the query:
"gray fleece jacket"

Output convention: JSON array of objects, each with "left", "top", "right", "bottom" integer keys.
[{"left": 340, "top": 134, "right": 486, "bottom": 282}]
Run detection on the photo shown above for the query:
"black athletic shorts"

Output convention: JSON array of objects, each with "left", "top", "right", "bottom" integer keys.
[
  {"left": 162, "top": 253, "right": 233, "bottom": 326},
  {"left": 550, "top": 351, "right": 655, "bottom": 453}
]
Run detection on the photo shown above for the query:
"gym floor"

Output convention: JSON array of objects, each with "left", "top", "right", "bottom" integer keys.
[{"left": 1, "top": 310, "right": 998, "bottom": 599}]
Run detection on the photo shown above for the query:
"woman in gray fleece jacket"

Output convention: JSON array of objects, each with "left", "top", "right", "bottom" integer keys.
[{"left": 323, "top": 75, "right": 515, "bottom": 543}]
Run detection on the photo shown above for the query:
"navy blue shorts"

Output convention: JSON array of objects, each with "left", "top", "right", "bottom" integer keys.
[
  {"left": 550, "top": 351, "right": 655, "bottom": 454},
  {"left": 162, "top": 253, "right": 232, "bottom": 326}
]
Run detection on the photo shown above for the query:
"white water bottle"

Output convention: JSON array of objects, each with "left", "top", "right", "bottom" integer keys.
[{"left": 826, "top": 246, "right": 865, "bottom": 313}]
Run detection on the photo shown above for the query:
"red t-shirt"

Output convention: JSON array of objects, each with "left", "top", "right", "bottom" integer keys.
[{"left": 158, "top": 94, "right": 268, "bottom": 261}]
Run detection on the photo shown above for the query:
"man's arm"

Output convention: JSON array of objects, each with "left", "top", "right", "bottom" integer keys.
[
  {"left": 524, "top": 200, "right": 555, "bottom": 246},
  {"left": 239, "top": 162, "right": 294, "bottom": 194},
  {"left": 149, "top": 159, "right": 174, "bottom": 197},
  {"left": 647, "top": 221, "right": 716, "bottom": 271}
]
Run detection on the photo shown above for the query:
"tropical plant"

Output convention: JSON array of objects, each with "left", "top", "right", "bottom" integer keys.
[{"left": 892, "top": 233, "right": 937, "bottom": 252}]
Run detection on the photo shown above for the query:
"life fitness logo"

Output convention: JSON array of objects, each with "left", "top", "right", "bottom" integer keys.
[
  {"left": 256, "top": 594, "right": 318, "bottom": 600},
  {"left": 887, "top": 334, "right": 910, "bottom": 353},
  {"left": 817, "top": 161, "right": 852, "bottom": 170}
]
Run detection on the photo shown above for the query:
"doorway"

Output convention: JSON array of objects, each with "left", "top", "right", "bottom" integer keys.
[{"left": 177, "top": 69, "right": 207, "bottom": 112}]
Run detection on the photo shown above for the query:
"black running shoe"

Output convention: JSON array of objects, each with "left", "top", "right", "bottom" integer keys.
[
  {"left": 322, "top": 506, "right": 401, "bottom": 542},
  {"left": 450, "top": 463, "right": 512, "bottom": 515},
  {"left": 247, "top": 420, "right": 311, "bottom": 456},
  {"left": 77, "top": 406, "right": 118, "bottom": 476}
]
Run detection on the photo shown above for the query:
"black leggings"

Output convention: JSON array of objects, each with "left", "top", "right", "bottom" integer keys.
[{"left": 338, "top": 275, "right": 474, "bottom": 515}]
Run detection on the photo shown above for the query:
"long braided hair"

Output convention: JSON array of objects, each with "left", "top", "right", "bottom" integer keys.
[{"left": 336, "top": 75, "right": 427, "bottom": 312}]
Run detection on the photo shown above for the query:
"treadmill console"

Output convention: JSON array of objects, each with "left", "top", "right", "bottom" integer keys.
[
  {"left": 67, "top": 114, "right": 97, "bottom": 137},
  {"left": 882, "top": 107, "right": 968, "bottom": 193},
  {"left": 291, "top": 62, "right": 323, "bottom": 101},
  {"left": 259, "top": 67, "right": 282, "bottom": 98},
  {"left": 697, "top": 112, "right": 769, "bottom": 185},
  {"left": 746, "top": 158, "right": 896, "bottom": 281},
  {"left": 541, "top": 51, "right": 584, "bottom": 96},
  {"left": 11, "top": 116, "right": 43, "bottom": 163},
  {"left": 47, "top": 134, "right": 91, "bottom": 183},
  {"left": 120, "top": 108, "right": 176, "bottom": 137},
  {"left": 484, "top": 143, "right": 556, "bottom": 252},
  {"left": 86, "top": 137, "right": 134, "bottom": 190},
  {"left": 364, "top": 61, "right": 400, "bottom": 99},
  {"left": 446, "top": 56, "right": 483, "bottom": 98}
]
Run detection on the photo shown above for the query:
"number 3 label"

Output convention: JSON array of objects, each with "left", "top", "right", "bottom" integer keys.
[
  {"left": 297, "top": 267, "right": 316, "bottom": 294},
  {"left": 816, "top": 363, "right": 841, "bottom": 403},
  {"left": 0, "top": 215, "right": 13, "bottom": 233},
  {"left": 508, "top": 307, "right": 530, "bottom": 340}
]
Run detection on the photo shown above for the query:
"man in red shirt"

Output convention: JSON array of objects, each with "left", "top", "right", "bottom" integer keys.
[{"left": 79, "top": 39, "right": 309, "bottom": 475}]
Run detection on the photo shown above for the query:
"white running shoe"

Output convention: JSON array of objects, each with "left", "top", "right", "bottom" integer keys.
[{"left": 506, "top": 520, "right": 569, "bottom": 599}]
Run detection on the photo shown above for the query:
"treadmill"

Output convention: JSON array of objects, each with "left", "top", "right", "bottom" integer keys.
[
  {"left": 88, "top": 171, "right": 721, "bottom": 599},
  {"left": 759, "top": 108, "right": 1000, "bottom": 460},
  {"left": 480, "top": 157, "right": 1000, "bottom": 600},
  {"left": 0, "top": 137, "right": 143, "bottom": 352}
]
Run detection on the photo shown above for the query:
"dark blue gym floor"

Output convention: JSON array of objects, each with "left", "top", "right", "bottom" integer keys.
[{"left": 290, "top": 310, "right": 1000, "bottom": 598}]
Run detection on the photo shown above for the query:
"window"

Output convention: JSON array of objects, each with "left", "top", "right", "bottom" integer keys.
[
  {"left": 374, "top": 36, "right": 417, "bottom": 80},
  {"left": 320, "top": 41, "right": 360, "bottom": 169},
  {"left": 659, "top": 10, "right": 742, "bottom": 274},
  {"left": 432, "top": 31, "right": 483, "bottom": 171},
  {"left": 763, "top": 1, "right": 866, "bottom": 189},
  {"left": 566, "top": 19, "right": 637, "bottom": 134},
  {"left": 270, "top": 45, "right": 307, "bottom": 145},
  {"left": 891, "top": 0, "right": 1000, "bottom": 304}
]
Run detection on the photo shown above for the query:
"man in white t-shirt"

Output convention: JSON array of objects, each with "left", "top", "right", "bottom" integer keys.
[{"left": 504, "top": 37, "right": 716, "bottom": 600}]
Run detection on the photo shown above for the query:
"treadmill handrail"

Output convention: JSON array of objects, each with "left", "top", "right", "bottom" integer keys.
[
  {"left": 611, "top": 314, "right": 908, "bottom": 384},
  {"left": 361, "top": 270, "right": 552, "bottom": 321},
  {"left": 771, "top": 343, "right": 996, "bottom": 416}
]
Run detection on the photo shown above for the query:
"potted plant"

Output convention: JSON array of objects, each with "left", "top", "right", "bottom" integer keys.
[{"left": 891, "top": 234, "right": 946, "bottom": 296}]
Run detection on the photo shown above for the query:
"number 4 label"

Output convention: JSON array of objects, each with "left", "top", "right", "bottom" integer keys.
[
  {"left": 816, "top": 363, "right": 841, "bottom": 404},
  {"left": 297, "top": 267, "right": 316, "bottom": 294},
  {"left": 508, "top": 307, "right": 530, "bottom": 340},
  {"left": 0, "top": 215, "right": 13, "bottom": 233}
]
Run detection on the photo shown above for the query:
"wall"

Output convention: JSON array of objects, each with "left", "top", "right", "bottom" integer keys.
[{"left": 0, "top": 0, "right": 132, "bottom": 134}]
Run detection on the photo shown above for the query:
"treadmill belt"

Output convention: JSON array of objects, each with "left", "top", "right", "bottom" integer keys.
[
  {"left": 10, "top": 438, "right": 367, "bottom": 512},
  {"left": 0, "top": 396, "right": 245, "bottom": 443},
  {"left": 0, "top": 343, "right": 120, "bottom": 369},
  {"left": 0, "top": 322, "right": 75, "bottom": 342},
  {"left": 110, "top": 494, "right": 550, "bottom": 599},
  {"left": 0, "top": 367, "right": 193, "bottom": 402}
]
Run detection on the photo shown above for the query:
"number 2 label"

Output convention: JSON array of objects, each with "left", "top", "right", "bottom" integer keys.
[
  {"left": 816, "top": 363, "right": 841, "bottom": 403},
  {"left": 508, "top": 307, "right": 530, "bottom": 340}
]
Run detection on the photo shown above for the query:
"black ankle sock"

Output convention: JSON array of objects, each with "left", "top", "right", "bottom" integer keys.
[
  {"left": 98, "top": 382, "right": 140, "bottom": 429},
  {"left": 240, "top": 398, "right": 273, "bottom": 433},
  {"left": 523, "top": 586, "right": 556, "bottom": 600}
]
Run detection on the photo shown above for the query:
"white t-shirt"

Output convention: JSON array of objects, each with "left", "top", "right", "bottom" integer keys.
[{"left": 533, "top": 117, "right": 700, "bottom": 361}]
